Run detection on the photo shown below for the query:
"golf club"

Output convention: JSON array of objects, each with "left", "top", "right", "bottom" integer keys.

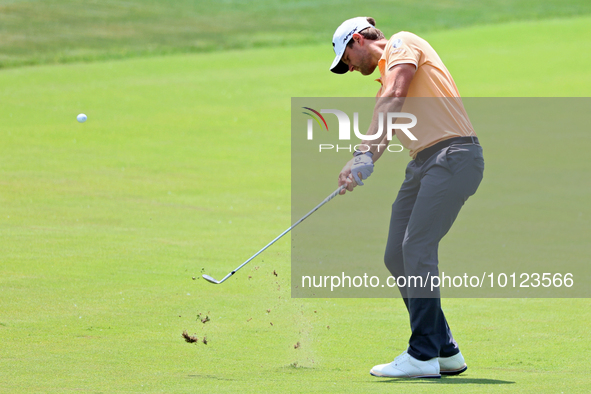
[{"left": 202, "top": 184, "right": 346, "bottom": 284}]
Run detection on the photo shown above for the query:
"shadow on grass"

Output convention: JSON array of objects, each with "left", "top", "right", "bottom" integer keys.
[{"left": 373, "top": 377, "right": 515, "bottom": 385}]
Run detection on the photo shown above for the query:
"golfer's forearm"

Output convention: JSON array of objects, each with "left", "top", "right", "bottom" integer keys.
[
  {"left": 357, "top": 111, "right": 385, "bottom": 155},
  {"left": 368, "top": 134, "right": 390, "bottom": 162},
  {"left": 358, "top": 97, "right": 404, "bottom": 159}
]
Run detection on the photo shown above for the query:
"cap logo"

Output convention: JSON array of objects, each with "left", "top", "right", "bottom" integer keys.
[{"left": 342, "top": 27, "right": 359, "bottom": 44}]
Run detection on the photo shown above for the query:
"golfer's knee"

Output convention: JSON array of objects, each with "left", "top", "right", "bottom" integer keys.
[
  {"left": 402, "top": 237, "right": 438, "bottom": 274},
  {"left": 384, "top": 243, "right": 404, "bottom": 277},
  {"left": 401, "top": 237, "right": 422, "bottom": 269}
]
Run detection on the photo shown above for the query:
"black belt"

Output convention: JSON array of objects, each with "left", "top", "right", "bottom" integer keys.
[{"left": 415, "top": 136, "right": 479, "bottom": 163}]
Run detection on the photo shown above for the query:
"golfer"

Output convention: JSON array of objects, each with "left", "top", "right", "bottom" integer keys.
[{"left": 330, "top": 17, "right": 484, "bottom": 378}]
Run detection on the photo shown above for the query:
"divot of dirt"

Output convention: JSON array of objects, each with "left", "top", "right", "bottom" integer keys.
[{"left": 182, "top": 330, "right": 199, "bottom": 343}]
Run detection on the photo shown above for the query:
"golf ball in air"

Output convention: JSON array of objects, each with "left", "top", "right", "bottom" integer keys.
[{"left": 77, "top": 113, "right": 87, "bottom": 123}]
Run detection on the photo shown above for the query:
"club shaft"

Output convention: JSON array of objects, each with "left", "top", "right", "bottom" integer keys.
[{"left": 215, "top": 185, "right": 345, "bottom": 283}]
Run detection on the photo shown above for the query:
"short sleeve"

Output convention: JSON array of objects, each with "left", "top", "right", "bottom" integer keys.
[{"left": 385, "top": 33, "right": 422, "bottom": 71}]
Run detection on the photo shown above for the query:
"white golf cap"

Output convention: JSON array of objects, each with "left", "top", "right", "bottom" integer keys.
[{"left": 330, "top": 17, "right": 375, "bottom": 74}]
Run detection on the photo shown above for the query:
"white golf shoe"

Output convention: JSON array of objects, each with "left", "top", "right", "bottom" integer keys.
[
  {"left": 439, "top": 351, "right": 468, "bottom": 375},
  {"left": 370, "top": 350, "right": 441, "bottom": 378}
]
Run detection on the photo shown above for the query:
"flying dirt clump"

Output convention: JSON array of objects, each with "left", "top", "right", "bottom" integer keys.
[
  {"left": 197, "top": 313, "right": 210, "bottom": 324},
  {"left": 182, "top": 331, "right": 208, "bottom": 345},
  {"left": 182, "top": 330, "right": 199, "bottom": 343}
]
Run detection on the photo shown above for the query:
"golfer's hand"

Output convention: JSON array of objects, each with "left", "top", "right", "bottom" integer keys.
[
  {"left": 351, "top": 152, "right": 374, "bottom": 186},
  {"left": 338, "top": 159, "right": 355, "bottom": 194}
]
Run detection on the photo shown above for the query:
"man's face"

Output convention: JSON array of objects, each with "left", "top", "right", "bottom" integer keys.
[{"left": 341, "top": 39, "right": 376, "bottom": 76}]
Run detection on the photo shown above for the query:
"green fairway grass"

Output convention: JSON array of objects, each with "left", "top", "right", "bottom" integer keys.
[
  {"left": 1, "top": 15, "right": 591, "bottom": 393},
  {"left": 1, "top": 0, "right": 591, "bottom": 68}
]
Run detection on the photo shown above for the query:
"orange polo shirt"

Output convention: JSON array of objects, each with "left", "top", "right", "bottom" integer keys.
[{"left": 376, "top": 31, "right": 476, "bottom": 158}]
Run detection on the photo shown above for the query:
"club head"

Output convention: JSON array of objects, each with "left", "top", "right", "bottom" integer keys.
[{"left": 202, "top": 274, "right": 220, "bottom": 284}]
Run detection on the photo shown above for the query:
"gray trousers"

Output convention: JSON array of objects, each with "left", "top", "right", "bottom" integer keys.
[{"left": 384, "top": 142, "right": 484, "bottom": 361}]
